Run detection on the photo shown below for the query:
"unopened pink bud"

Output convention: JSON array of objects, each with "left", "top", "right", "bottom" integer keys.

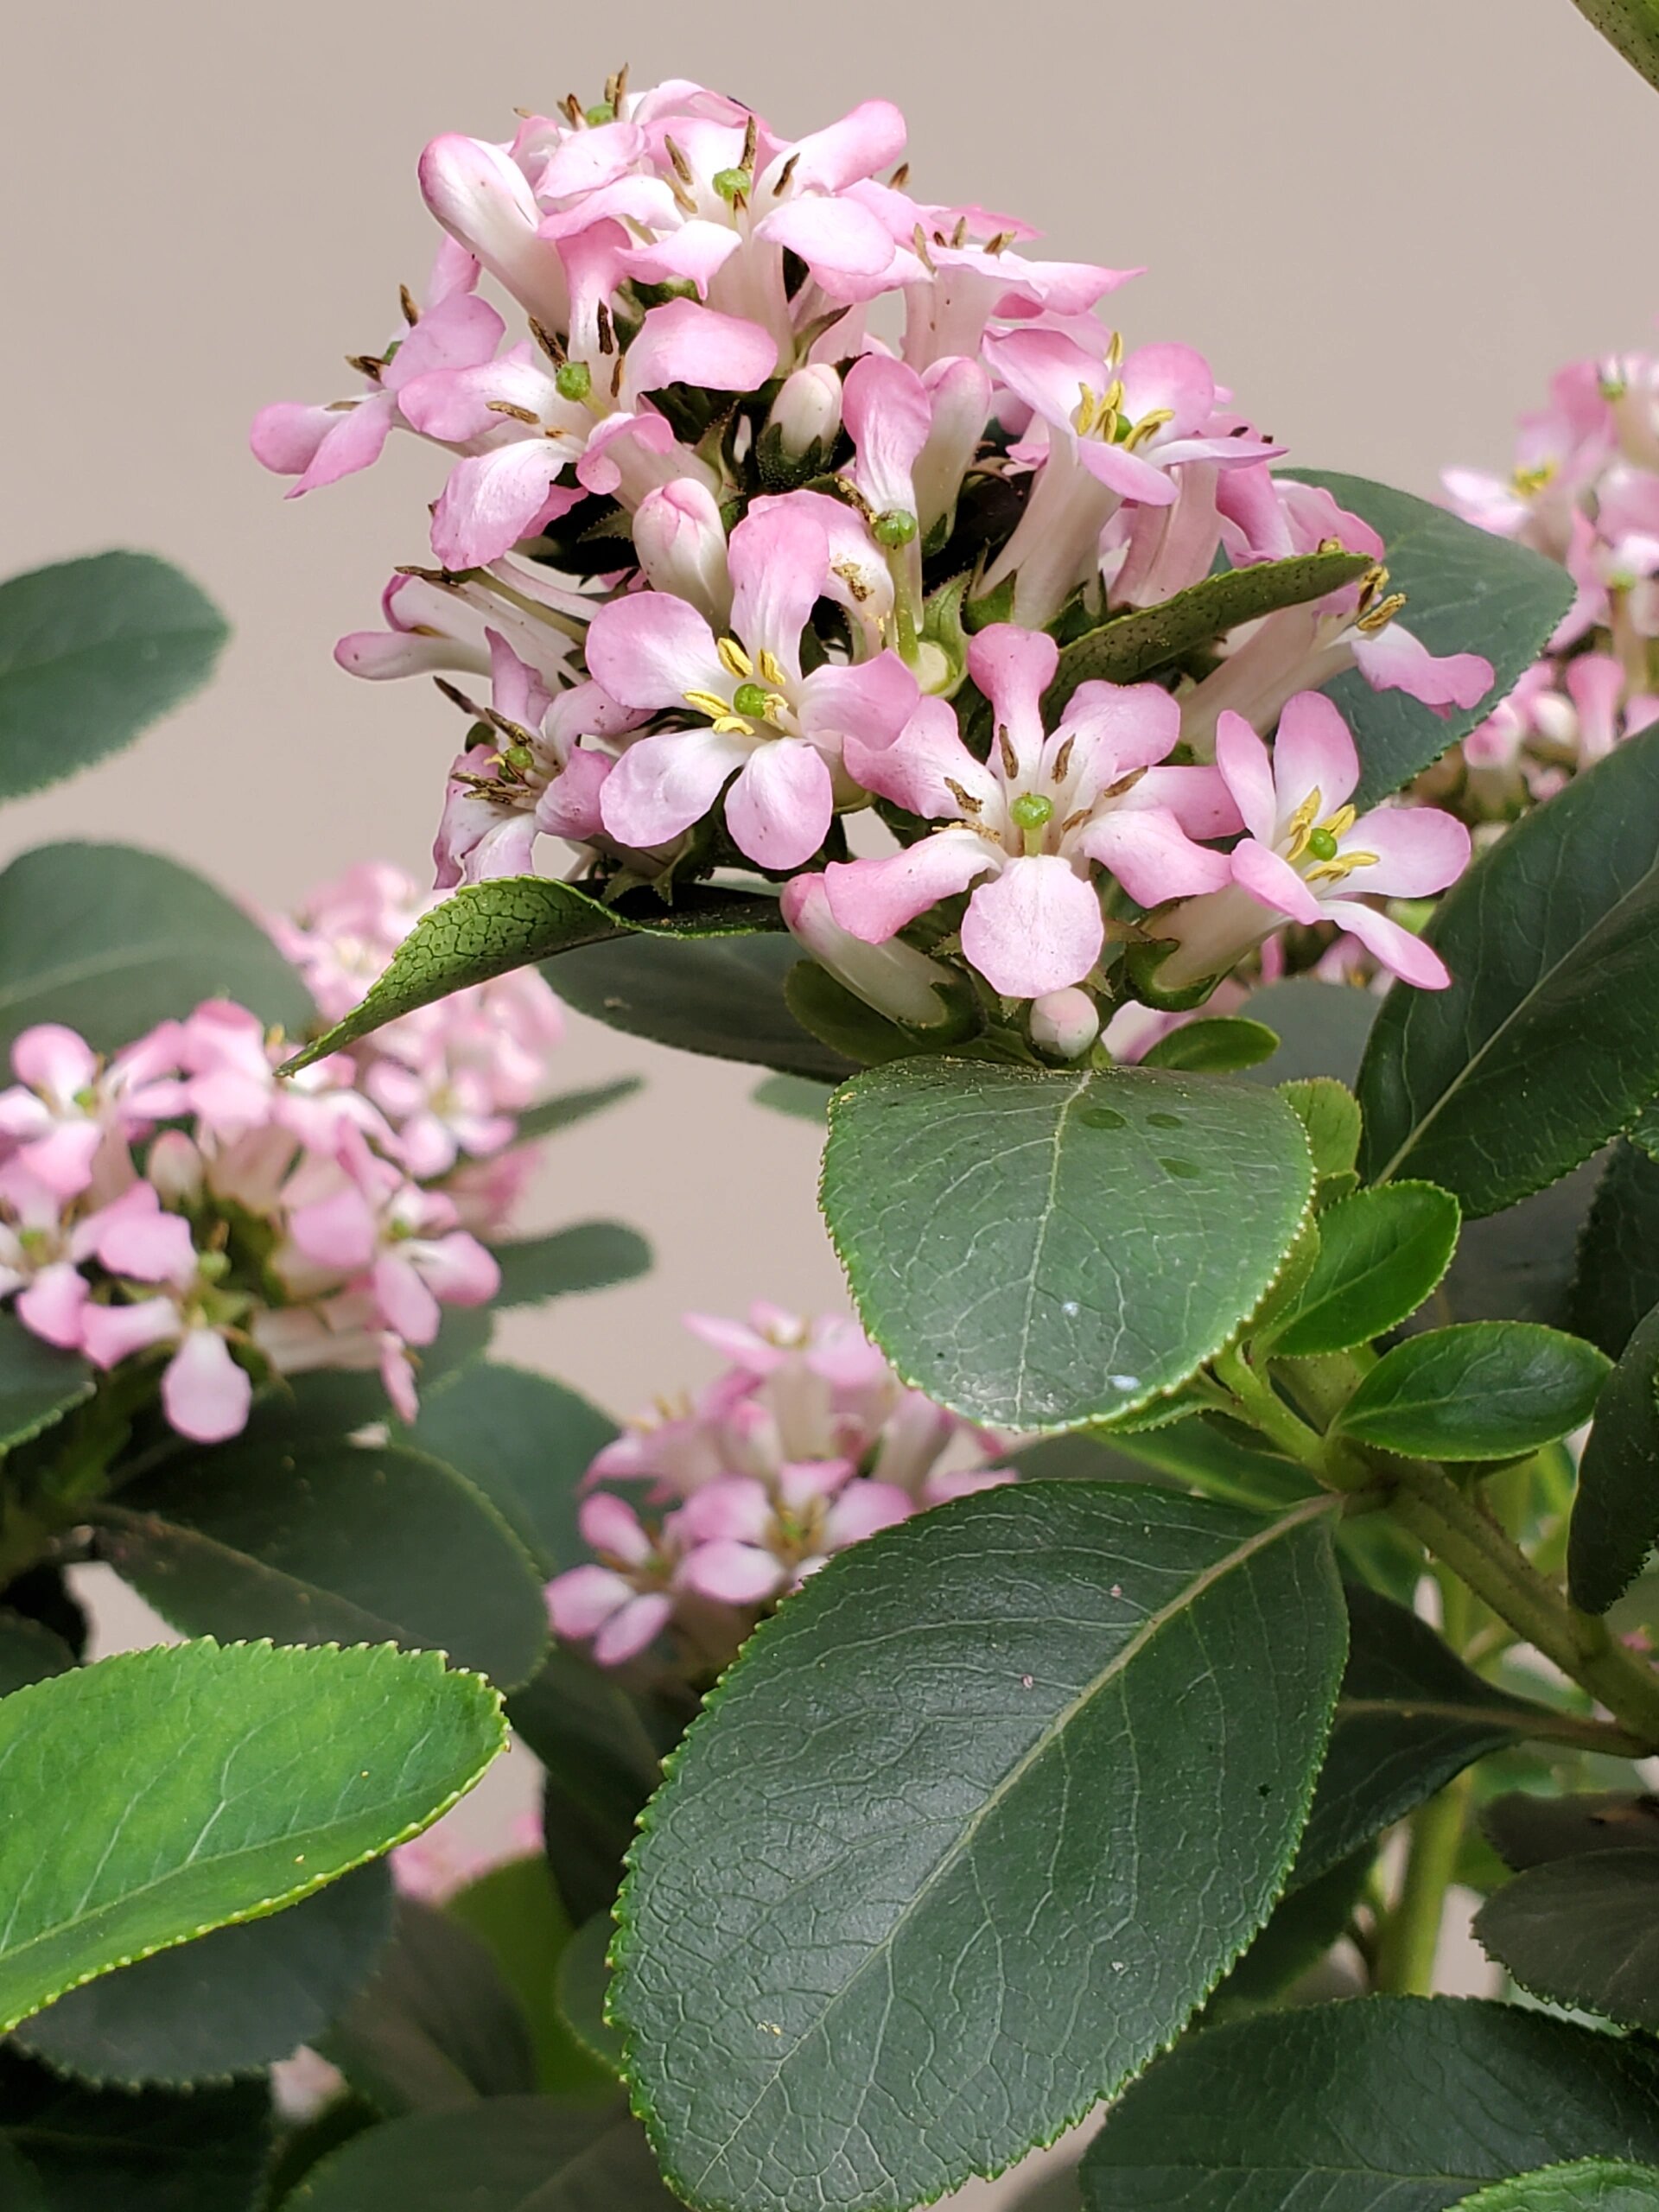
[
  {"left": 632, "top": 479, "right": 731, "bottom": 626},
  {"left": 768, "top": 365, "right": 842, "bottom": 459},
  {"left": 1028, "top": 988, "right": 1099, "bottom": 1061},
  {"left": 146, "top": 1130, "right": 205, "bottom": 1205},
  {"left": 781, "top": 874, "right": 957, "bottom": 1030}
]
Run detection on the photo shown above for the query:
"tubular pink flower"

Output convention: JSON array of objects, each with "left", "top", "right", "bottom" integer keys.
[
  {"left": 780, "top": 874, "right": 959, "bottom": 1030},
  {"left": 418, "top": 133, "right": 571, "bottom": 329}
]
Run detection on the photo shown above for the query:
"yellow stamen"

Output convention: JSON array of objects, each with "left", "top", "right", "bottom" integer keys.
[
  {"left": 1306, "top": 849, "right": 1378, "bottom": 885},
  {"left": 683, "top": 687, "right": 735, "bottom": 718},
  {"left": 1284, "top": 786, "right": 1322, "bottom": 862},
  {"left": 710, "top": 715, "right": 754, "bottom": 736},
  {"left": 1123, "top": 407, "right": 1174, "bottom": 452},
  {"left": 757, "top": 646, "right": 788, "bottom": 688},
  {"left": 1512, "top": 461, "right": 1555, "bottom": 497},
  {"left": 716, "top": 637, "right": 754, "bottom": 679},
  {"left": 1355, "top": 590, "right": 1408, "bottom": 636},
  {"left": 1324, "top": 803, "right": 1357, "bottom": 841}
]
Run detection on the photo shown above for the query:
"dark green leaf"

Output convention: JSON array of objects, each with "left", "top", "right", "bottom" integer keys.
[
  {"left": 556, "top": 1913, "right": 624, "bottom": 2077},
  {"left": 0, "top": 1640, "right": 504, "bottom": 2032},
  {"left": 284, "top": 2098, "right": 677, "bottom": 2212},
  {"left": 0, "top": 552, "right": 227, "bottom": 803},
  {"left": 782, "top": 957, "right": 934, "bottom": 1067},
  {"left": 1011, "top": 1415, "right": 1313, "bottom": 1517},
  {"left": 1267, "top": 1183, "right": 1460, "bottom": 1356},
  {"left": 14, "top": 1866, "right": 393, "bottom": 2087},
  {"left": 1285, "top": 470, "right": 1575, "bottom": 803},
  {"left": 322, "top": 1898, "right": 537, "bottom": 2114},
  {"left": 1573, "top": 0, "right": 1659, "bottom": 90},
  {"left": 751, "top": 1072, "right": 830, "bottom": 1121},
  {"left": 0, "top": 2048, "right": 270, "bottom": 2212},
  {"left": 1280, "top": 1077, "right": 1363, "bottom": 1180},
  {"left": 1570, "top": 1301, "right": 1659, "bottom": 1611},
  {"left": 1477, "top": 1848, "right": 1659, "bottom": 2029},
  {"left": 1482, "top": 1789, "right": 1659, "bottom": 1871},
  {"left": 1141, "top": 1017, "right": 1280, "bottom": 1074},
  {"left": 490, "top": 1223, "right": 651, "bottom": 1309},
  {"left": 0, "top": 1610, "right": 73, "bottom": 1696},
  {"left": 447, "top": 1857, "right": 613, "bottom": 2098},
  {"left": 0, "top": 1318, "right": 92, "bottom": 1450},
  {"left": 411, "top": 1363, "right": 615, "bottom": 1579},
  {"left": 552, "top": 929, "right": 856, "bottom": 1081},
  {"left": 285, "top": 881, "right": 784, "bottom": 1071},
  {"left": 1046, "top": 549, "right": 1373, "bottom": 711},
  {"left": 613, "top": 1483, "right": 1347, "bottom": 2212},
  {"left": 513, "top": 1076, "right": 642, "bottom": 1141},
  {"left": 1238, "top": 979, "right": 1380, "bottom": 1088},
  {"left": 1080, "top": 1997, "right": 1659, "bottom": 2210},
  {"left": 822, "top": 1060, "right": 1315, "bottom": 1428},
  {"left": 259, "top": 2094, "right": 380, "bottom": 2209},
  {"left": 0, "top": 842, "right": 314, "bottom": 1058},
  {"left": 97, "top": 1436, "right": 548, "bottom": 1689},
  {"left": 1454, "top": 2164, "right": 1659, "bottom": 2212},
  {"left": 1205, "top": 1848, "right": 1371, "bottom": 2018},
  {"left": 1333, "top": 1323, "right": 1611, "bottom": 1460},
  {"left": 1429, "top": 1156, "right": 1602, "bottom": 1328},
  {"left": 1294, "top": 1583, "right": 1539, "bottom": 1888},
  {"left": 1573, "top": 1141, "right": 1659, "bottom": 1358},
  {"left": 1357, "top": 729, "right": 1659, "bottom": 1215}
]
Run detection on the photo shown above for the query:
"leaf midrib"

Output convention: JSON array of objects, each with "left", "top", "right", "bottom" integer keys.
[{"left": 678, "top": 1491, "right": 1340, "bottom": 2196}]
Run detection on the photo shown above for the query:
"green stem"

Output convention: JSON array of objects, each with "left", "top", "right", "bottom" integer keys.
[
  {"left": 1373, "top": 1770, "right": 1471, "bottom": 1996},
  {"left": 1212, "top": 1346, "right": 1371, "bottom": 1490}
]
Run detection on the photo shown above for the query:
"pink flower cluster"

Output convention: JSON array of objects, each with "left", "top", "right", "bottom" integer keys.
[
  {"left": 1446, "top": 343, "right": 1659, "bottom": 807},
  {"left": 255, "top": 73, "right": 1488, "bottom": 1040},
  {"left": 547, "top": 1302, "right": 1011, "bottom": 1669},
  {"left": 0, "top": 866, "right": 567, "bottom": 1444}
]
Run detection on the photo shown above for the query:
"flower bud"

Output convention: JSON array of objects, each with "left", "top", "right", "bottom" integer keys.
[
  {"left": 146, "top": 1130, "right": 204, "bottom": 1206},
  {"left": 632, "top": 479, "right": 731, "bottom": 627},
  {"left": 781, "top": 874, "right": 959, "bottom": 1030},
  {"left": 1028, "top": 988, "right": 1100, "bottom": 1062},
  {"left": 766, "top": 365, "right": 842, "bottom": 460},
  {"left": 417, "top": 134, "right": 569, "bottom": 329}
]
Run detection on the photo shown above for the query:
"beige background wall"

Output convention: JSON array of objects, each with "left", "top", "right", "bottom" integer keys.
[{"left": 3, "top": 0, "right": 1656, "bottom": 1417}]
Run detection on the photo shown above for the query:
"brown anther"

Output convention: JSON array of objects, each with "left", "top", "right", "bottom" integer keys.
[
  {"left": 951, "top": 216, "right": 968, "bottom": 247},
  {"left": 433, "top": 677, "right": 485, "bottom": 717},
  {"left": 346, "top": 353, "right": 387, "bottom": 380},
  {"left": 1059, "top": 807, "right": 1091, "bottom": 836},
  {"left": 606, "top": 62, "right": 629, "bottom": 108},
  {"left": 888, "top": 162, "right": 910, "bottom": 188},
  {"left": 529, "top": 317, "right": 566, "bottom": 364},
  {"left": 911, "top": 223, "right": 937, "bottom": 274},
  {"left": 664, "top": 133, "right": 694, "bottom": 185},
  {"left": 596, "top": 302, "right": 615, "bottom": 356},
  {"left": 831, "top": 559, "right": 872, "bottom": 602},
  {"left": 985, "top": 231, "right": 1013, "bottom": 256},
  {"left": 1355, "top": 590, "right": 1408, "bottom": 635},
  {"left": 611, "top": 353, "right": 626, "bottom": 399},
  {"left": 996, "top": 725, "right": 1019, "bottom": 778},
  {"left": 774, "top": 150, "right": 799, "bottom": 194},
  {"left": 562, "top": 92, "right": 583, "bottom": 125},
  {"left": 944, "top": 777, "right": 983, "bottom": 815},
  {"left": 741, "top": 113, "right": 758, "bottom": 171},
  {"left": 486, "top": 399, "right": 542, "bottom": 425},
  {"left": 1104, "top": 768, "right": 1147, "bottom": 799},
  {"left": 398, "top": 284, "right": 420, "bottom": 327},
  {"left": 1052, "top": 734, "right": 1076, "bottom": 784}
]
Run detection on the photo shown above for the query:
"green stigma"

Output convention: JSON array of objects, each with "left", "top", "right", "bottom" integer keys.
[
  {"left": 1009, "top": 791, "right": 1054, "bottom": 832},
  {"left": 585, "top": 102, "right": 615, "bottom": 125},
  {"left": 714, "top": 166, "right": 752, "bottom": 203},
  {"left": 873, "top": 508, "right": 918, "bottom": 548},
  {"left": 1306, "top": 826, "right": 1339, "bottom": 862},
  {"left": 555, "top": 359, "right": 592, "bottom": 403},
  {"left": 732, "top": 681, "right": 772, "bottom": 720},
  {"left": 504, "top": 744, "right": 535, "bottom": 772}
]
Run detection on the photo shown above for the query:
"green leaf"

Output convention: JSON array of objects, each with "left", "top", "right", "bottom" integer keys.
[
  {"left": 751, "top": 1071, "right": 830, "bottom": 1121},
  {"left": 1332, "top": 1322, "right": 1611, "bottom": 1460},
  {"left": 0, "top": 842, "right": 315, "bottom": 1058},
  {"left": 322, "top": 1897, "right": 537, "bottom": 2113},
  {"left": 1266, "top": 1183, "right": 1460, "bottom": 1356},
  {"left": 555, "top": 926, "right": 856, "bottom": 1081},
  {"left": 284, "top": 880, "right": 785, "bottom": 1071},
  {"left": 613, "top": 1483, "right": 1347, "bottom": 2212},
  {"left": 1454, "top": 2163, "right": 1659, "bottom": 2212},
  {"left": 1238, "top": 978, "right": 1380, "bottom": 1088},
  {"left": 1141, "top": 1016, "right": 1280, "bottom": 1073},
  {"left": 96, "top": 1436, "right": 548, "bottom": 1689},
  {"left": 782, "top": 957, "right": 937, "bottom": 1067},
  {"left": 14, "top": 1865, "right": 393, "bottom": 2087},
  {"left": 0, "top": 2049, "right": 270, "bottom": 2212},
  {"left": 1046, "top": 548, "right": 1374, "bottom": 711},
  {"left": 822, "top": 1059, "right": 1315, "bottom": 1428},
  {"left": 490, "top": 1222, "right": 651, "bottom": 1309},
  {"left": 1573, "top": 0, "right": 1659, "bottom": 89},
  {"left": 1284, "top": 470, "right": 1575, "bottom": 803},
  {"left": 447, "top": 1857, "right": 613, "bottom": 2098},
  {"left": 1294, "top": 1583, "right": 1537, "bottom": 1888},
  {"left": 1570, "top": 1301, "right": 1659, "bottom": 1611},
  {"left": 0, "top": 1318, "right": 93, "bottom": 1450},
  {"left": 1573, "top": 1141, "right": 1659, "bottom": 1359},
  {"left": 284, "top": 2099, "right": 677, "bottom": 2212},
  {"left": 1080, "top": 1996, "right": 1659, "bottom": 2210},
  {"left": 1013, "top": 1413, "right": 1313, "bottom": 1517},
  {"left": 410, "top": 1362, "right": 615, "bottom": 1578},
  {"left": 1484, "top": 1789, "right": 1659, "bottom": 1870},
  {"left": 1357, "top": 729, "right": 1659, "bottom": 1215},
  {"left": 1476, "top": 1848, "right": 1659, "bottom": 2030},
  {"left": 556, "top": 1912, "right": 625, "bottom": 2076},
  {"left": 1280, "top": 1077, "right": 1363, "bottom": 1180},
  {"left": 0, "top": 1611, "right": 74, "bottom": 1696},
  {"left": 1205, "top": 1847, "right": 1371, "bottom": 2019},
  {"left": 512, "top": 1075, "right": 642, "bottom": 1141},
  {"left": 0, "top": 1640, "right": 504, "bottom": 2033},
  {"left": 0, "top": 552, "right": 227, "bottom": 804}
]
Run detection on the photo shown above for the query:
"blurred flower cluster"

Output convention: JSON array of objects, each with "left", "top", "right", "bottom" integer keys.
[
  {"left": 256, "top": 72, "right": 1484, "bottom": 1058},
  {"left": 0, "top": 865, "right": 565, "bottom": 1441},
  {"left": 547, "top": 1302, "right": 1012, "bottom": 1670}
]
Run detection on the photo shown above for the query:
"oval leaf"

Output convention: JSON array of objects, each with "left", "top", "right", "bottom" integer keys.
[
  {"left": 0, "top": 2050, "right": 270, "bottom": 2212},
  {"left": 410, "top": 1362, "right": 617, "bottom": 1578},
  {"left": 284, "top": 880, "right": 784, "bottom": 1071},
  {"left": 1358, "top": 728, "right": 1659, "bottom": 1216},
  {"left": 0, "top": 552, "right": 228, "bottom": 804},
  {"left": 1332, "top": 1322, "right": 1611, "bottom": 1460},
  {"left": 95, "top": 1436, "right": 548, "bottom": 1690},
  {"left": 0, "top": 842, "right": 315, "bottom": 1058},
  {"left": 490, "top": 1221, "right": 652, "bottom": 1309},
  {"left": 513, "top": 1074, "right": 642, "bottom": 1141},
  {"left": 1574, "top": 0, "right": 1659, "bottom": 87},
  {"left": 0, "top": 1314, "right": 93, "bottom": 1449},
  {"left": 1141, "top": 1016, "right": 1280, "bottom": 1074},
  {"left": 0, "top": 1639, "right": 503, "bottom": 2032},
  {"left": 1283, "top": 470, "right": 1574, "bottom": 804},
  {"left": 1080, "top": 1996, "right": 1659, "bottom": 2209},
  {"left": 1476, "top": 1850, "right": 1659, "bottom": 2031},
  {"left": 822, "top": 1060, "right": 1315, "bottom": 1429},
  {"left": 556, "top": 1912, "right": 625, "bottom": 2076},
  {"left": 1455, "top": 2161, "right": 1659, "bottom": 2210},
  {"left": 1484, "top": 1789, "right": 1659, "bottom": 1872},
  {"left": 613, "top": 1483, "right": 1346, "bottom": 2212},
  {"left": 1570, "top": 1301, "right": 1659, "bottom": 1612},
  {"left": 1573, "top": 1141, "right": 1659, "bottom": 1359},
  {"left": 1268, "top": 1183, "right": 1460, "bottom": 1356},
  {"left": 287, "top": 2098, "right": 678, "bottom": 2211}
]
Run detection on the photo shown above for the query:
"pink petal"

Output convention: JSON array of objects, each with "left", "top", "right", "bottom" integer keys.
[
  {"left": 728, "top": 500, "right": 829, "bottom": 669},
  {"left": 593, "top": 1591, "right": 675, "bottom": 1667},
  {"left": 250, "top": 402, "right": 336, "bottom": 478},
  {"left": 960, "top": 855, "right": 1105, "bottom": 998},
  {"left": 384, "top": 293, "right": 505, "bottom": 392},
  {"left": 16, "top": 1262, "right": 89, "bottom": 1351},
  {"left": 13, "top": 1025, "right": 98, "bottom": 1099},
  {"left": 797, "top": 654, "right": 920, "bottom": 753},
  {"left": 982, "top": 327, "right": 1103, "bottom": 435},
  {"left": 92, "top": 1187, "right": 196, "bottom": 1287},
  {"left": 679, "top": 1539, "right": 787, "bottom": 1607},
  {"left": 1053, "top": 682, "right": 1182, "bottom": 788},
  {"left": 1077, "top": 806, "right": 1231, "bottom": 906},
  {"left": 678, "top": 1477, "right": 775, "bottom": 1547},
  {"left": 548, "top": 1563, "right": 635, "bottom": 1641},
  {"left": 1324, "top": 899, "right": 1452, "bottom": 989},
  {"left": 579, "top": 1491, "right": 655, "bottom": 1567},
  {"left": 162, "top": 1329, "right": 251, "bottom": 1445},
  {"left": 1073, "top": 438, "right": 1179, "bottom": 506},
  {"left": 292, "top": 395, "right": 397, "bottom": 496},
  {"left": 754, "top": 194, "right": 896, "bottom": 279},
  {"left": 842, "top": 354, "right": 931, "bottom": 517},
  {"left": 599, "top": 726, "right": 750, "bottom": 847},
  {"left": 372, "top": 1253, "right": 442, "bottom": 1346},
  {"left": 841, "top": 695, "right": 985, "bottom": 815},
  {"left": 1230, "top": 838, "right": 1324, "bottom": 925},
  {"left": 966, "top": 624, "right": 1059, "bottom": 771},
  {"left": 1340, "top": 804, "right": 1471, "bottom": 899},
  {"left": 778, "top": 100, "right": 907, "bottom": 194},
  {"left": 585, "top": 592, "right": 726, "bottom": 712},
  {"left": 626, "top": 298, "right": 779, "bottom": 395},
  {"left": 725, "top": 741, "right": 835, "bottom": 869},
  {"left": 1129, "top": 764, "right": 1242, "bottom": 837},
  {"left": 1118, "top": 342, "right": 1217, "bottom": 436},
  {"left": 824, "top": 832, "right": 995, "bottom": 943},
  {"left": 20, "top": 1124, "right": 104, "bottom": 1202},
  {"left": 621, "top": 220, "right": 743, "bottom": 296},
  {"left": 822, "top": 1481, "right": 913, "bottom": 1548},
  {"left": 1351, "top": 625, "right": 1493, "bottom": 712},
  {"left": 414, "top": 1231, "right": 499, "bottom": 1306},
  {"left": 430, "top": 448, "right": 583, "bottom": 570},
  {"left": 290, "top": 1184, "right": 379, "bottom": 1274},
  {"left": 80, "top": 1296, "right": 179, "bottom": 1370},
  {"left": 1214, "top": 712, "right": 1281, "bottom": 845},
  {"left": 1273, "top": 691, "right": 1359, "bottom": 816}
]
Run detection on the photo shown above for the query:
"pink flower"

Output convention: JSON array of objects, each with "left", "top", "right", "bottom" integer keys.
[
  {"left": 589, "top": 498, "right": 918, "bottom": 868},
  {"left": 825, "top": 626, "right": 1234, "bottom": 999},
  {"left": 0, "top": 1160, "right": 98, "bottom": 1350},
  {"left": 546, "top": 1493, "right": 679, "bottom": 1665},
  {"left": 0, "top": 1024, "right": 184, "bottom": 1200},
  {"left": 677, "top": 1463, "right": 914, "bottom": 1603},
  {"left": 1152, "top": 692, "right": 1471, "bottom": 993}
]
